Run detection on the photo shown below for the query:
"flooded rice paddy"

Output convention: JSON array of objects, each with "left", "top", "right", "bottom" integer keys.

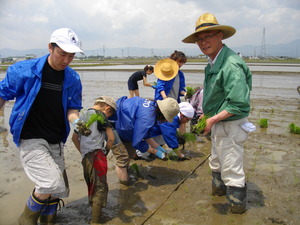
[{"left": 0, "top": 62, "right": 299, "bottom": 224}]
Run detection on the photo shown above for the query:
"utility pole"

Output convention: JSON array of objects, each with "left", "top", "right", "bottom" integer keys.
[{"left": 260, "top": 27, "right": 266, "bottom": 58}]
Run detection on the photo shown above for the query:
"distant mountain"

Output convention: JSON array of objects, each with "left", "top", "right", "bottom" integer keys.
[
  {"left": 231, "top": 39, "right": 300, "bottom": 58},
  {"left": 0, "top": 48, "right": 48, "bottom": 58},
  {"left": 1, "top": 39, "right": 300, "bottom": 58}
]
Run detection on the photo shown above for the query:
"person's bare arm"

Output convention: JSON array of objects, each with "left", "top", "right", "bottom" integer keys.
[
  {"left": 72, "top": 132, "right": 81, "bottom": 153},
  {"left": 178, "top": 122, "right": 187, "bottom": 135},
  {"left": 142, "top": 76, "right": 153, "bottom": 87},
  {"left": 105, "top": 127, "right": 115, "bottom": 151},
  {"left": 146, "top": 138, "right": 160, "bottom": 149},
  {"left": 160, "top": 90, "right": 167, "bottom": 99},
  {"left": 67, "top": 109, "right": 80, "bottom": 124}
]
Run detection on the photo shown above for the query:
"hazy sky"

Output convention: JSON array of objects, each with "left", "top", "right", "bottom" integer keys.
[{"left": 0, "top": 0, "right": 299, "bottom": 52}]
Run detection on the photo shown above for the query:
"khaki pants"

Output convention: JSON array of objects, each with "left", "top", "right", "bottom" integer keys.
[
  {"left": 111, "top": 142, "right": 136, "bottom": 168},
  {"left": 209, "top": 118, "right": 249, "bottom": 187},
  {"left": 19, "top": 138, "right": 69, "bottom": 198}
]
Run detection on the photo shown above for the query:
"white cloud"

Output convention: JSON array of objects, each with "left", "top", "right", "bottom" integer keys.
[{"left": 0, "top": 0, "right": 299, "bottom": 52}]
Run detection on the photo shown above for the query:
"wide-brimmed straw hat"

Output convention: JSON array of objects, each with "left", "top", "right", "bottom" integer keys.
[
  {"left": 182, "top": 13, "right": 236, "bottom": 43},
  {"left": 154, "top": 58, "right": 179, "bottom": 81},
  {"left": 157, "top": 98, "right": 180, "bottom": 123}
]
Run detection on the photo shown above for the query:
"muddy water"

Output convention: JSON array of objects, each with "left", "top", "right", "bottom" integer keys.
[
  {"left": 77, "top": 70, "right": 299, "bottom": 109},
  {"left": 0, "top": 66, "right": 299, "bottom": 225}
]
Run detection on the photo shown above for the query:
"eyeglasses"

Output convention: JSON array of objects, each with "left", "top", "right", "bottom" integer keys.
[{"left": 195, "top": 31, "right": 221, "bottom": 44}]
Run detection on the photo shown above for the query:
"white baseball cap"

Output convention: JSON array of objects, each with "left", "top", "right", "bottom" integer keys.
[
  {"left": 179, "top": 102, "right": 194, "bottom": 118},
  {"left": 50, "top": 28, "right": 83, "bottom": 53}
]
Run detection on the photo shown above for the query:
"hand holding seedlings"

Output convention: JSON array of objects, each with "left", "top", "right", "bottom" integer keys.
[{"left": 192, "top": 115, "right": 208, "bottom": 135}]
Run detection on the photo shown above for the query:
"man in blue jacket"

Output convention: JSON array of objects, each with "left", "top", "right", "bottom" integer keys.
[{"left": 0, "top": 28, "right": 83, "bottom": 224}]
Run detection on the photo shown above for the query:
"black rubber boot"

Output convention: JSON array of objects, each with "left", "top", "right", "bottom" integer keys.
[
  {"left": 226, "top": 184, "right": 247, "bottom": 214},
  {"left": 212, "top": 171, "right": 226, "bottom": 196},
  {"left": 18, "top": 193, "right": 45, "bottom": 225}
]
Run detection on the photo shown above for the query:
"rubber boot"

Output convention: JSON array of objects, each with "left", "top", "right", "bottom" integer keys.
[
  {"left": 91, "top": 203, "right": 102, "bottom": 224},
  {"left": 39, "top": 198, "right": 61, "bottom": 225},
  {"left": 18, "top": 193, "right": 45, "bottom": 225},
  {"left": 212, "top": 171, "right": 226, "bottom": 196},
  {"left": 226, "top": 184, "right": 247, "bottom": 214}
]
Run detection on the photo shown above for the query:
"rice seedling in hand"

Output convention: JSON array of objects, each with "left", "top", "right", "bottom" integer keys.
[
  {"left": 183, "top": 132, "right": 197, "bottom": 142},
  {"left": 76, "top": 113, "right": 106, "bottom": 136},
  {"left": 192, "top": 115, "right": 208, "bottom": 134}
]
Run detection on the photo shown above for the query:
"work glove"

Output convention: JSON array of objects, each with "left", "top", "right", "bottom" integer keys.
[
  {"left": 155, "top": 150, "right": 166, "bottom": 159},
  {"left": 151, "top": 85, "right": 157, "bottom": 89},
  {"left": 156, "top": 145, "right": 167, "bottom": 153}
]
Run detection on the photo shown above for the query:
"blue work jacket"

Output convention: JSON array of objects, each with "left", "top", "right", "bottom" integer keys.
[
  {"left": 114, "top": 96, "right": 158, "bottom": 153},
  {"left": 0, "top": 54, "right": 82, "bottom": 146},
  {"left": 151, "top": 115, "right": 180, "bottom": 149},
  {"left": 154, "top": 70, "right": 186, "bottom": 103}
]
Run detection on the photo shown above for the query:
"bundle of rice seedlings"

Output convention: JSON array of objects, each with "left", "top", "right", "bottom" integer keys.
[
  {"left": 130, "top": 163, "right": 141, "bottom": 177},
  {"left": 192, "top": 115, "right": 208, "bottom": 134},
  {"left": 289, "top": 123, "right": 300, "bottom": 135},
  {"left": 86, "top": 113, "right": 105, "bottom": 128},
  {"left": 77, "top": 113, "right": 106, "bottom": 136},
  {"left": 186, "top": 87, "right": 195, "bottom": 99},
  {"left": 183, "top": 132, "right": 197, "bottom": 142},
  {"left": 259, "top": 118, "right": 268, "bottom": 128}
]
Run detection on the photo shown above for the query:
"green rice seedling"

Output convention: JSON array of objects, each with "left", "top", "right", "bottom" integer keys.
[
  {"left": 259, "top": 118, "right": 268, "bottom": 128},
  {"left": 192, "top": 115, "right": 208, "bottom": 134},
  {"left": 182, "top": 132, "right": 197, "bottom": 142},
  {"left": 186, "top": 86, "right": 195, "bottom": 99},
  {"left": 289, "top": 123, "right": 300, "bottom": 134},
  {"left": 130, "top": 163, "right": 141, "bottom": 177},
  {"left": 77, "top": 113, "right": 106, "bottom": 136},
  {"left": 86, "top": 113, "right": 105, "bottom": 127}
]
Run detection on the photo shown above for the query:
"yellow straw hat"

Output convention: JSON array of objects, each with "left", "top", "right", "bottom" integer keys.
[
  {"left": 154, "top": 58, "right": 179, "bottom": 81},
  {"left": 182, "top": 13, "right": 236, "bottom": 43}
]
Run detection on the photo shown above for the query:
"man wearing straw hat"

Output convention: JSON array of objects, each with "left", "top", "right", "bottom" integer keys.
[{"left": 182, "top": 13, "right": 252, "bottom": 214}]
